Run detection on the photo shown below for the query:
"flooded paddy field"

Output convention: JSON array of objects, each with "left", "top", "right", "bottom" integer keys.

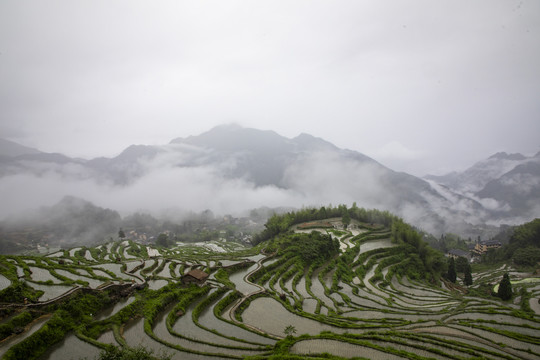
[
  {"left": 28, "top": 282, "right": 75, "bottom": 301},
  {"left": 291, "top": 338, "right": 406, "bottom": 359},
  {"left": 95, "top": 296, "right": 135, "bottom": 321},
  {"left": 1, "top": 218, "right": 539, "bottom": 360},
  {"left": 40, "top": 333, "right": 101, "bottom": 360},
  {"left": 147, "top": 279, "right": 169, "bottom": 290},
  {"left": 242, "top": 297, "right": 355, "bottom": 336},
  {"left": 0, "top": 315, "right": 51, "bottom": 358},
  {"left": 0, "top": 274, "right": 10, "bottom": 291}
]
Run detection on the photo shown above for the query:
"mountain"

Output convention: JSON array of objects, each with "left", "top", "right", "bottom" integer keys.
[
  {"left": 0, "top": 196, "right": 121, "bottom": 252},
  {"left": 426, "top": 151, "right": 540, "bottom": 222},
  {"left": 425, "top": 152, "right": 532, "bottom": 193},
  {"left": 0, "top": 138, "right": 42, "bottom": 158},
  {"left": 476, "top": 159, "right": 540, "bottom": 217},
  {"left": 171, "top": 124, "right": 301, "bottom": 187},
  {"left": 170, "top": 125, "right": 451, "bottom": 216},
  {"left": 0, "top": 126, "right": 536, "bottom": 238},
  {"left": 0, "top": 137, "right": 87, "bottom": 179},
  {"left": 169, "top": 124, "right": 377, "bottom": 188}
]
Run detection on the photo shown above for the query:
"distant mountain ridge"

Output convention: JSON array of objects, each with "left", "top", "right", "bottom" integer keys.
[
  {"left": 0, "top": 196, "right": 121, "bottom": 252},
  {"left": 488, "top": 152, "right": 528, "bottom": 161},
  {"left": 425, "top": 151, "right": 540, "bottom": 220},
  {"left": 0, "top": 127, "right": 538, "bottom": 237},
  {"left": 0, "top": 138, "right": 41, "bottom": 157},
  {"left": 425, "top": 152, "right": 536, "bottom": 193}
]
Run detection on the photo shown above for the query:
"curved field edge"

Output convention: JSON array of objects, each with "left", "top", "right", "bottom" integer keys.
[{"left": 0, "top": 205, "right": 538, "bottom": 359}]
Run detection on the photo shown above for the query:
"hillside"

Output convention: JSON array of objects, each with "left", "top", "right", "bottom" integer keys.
[
  {"left": 426, "top": 151, "right": 540, "bottom": 221},
  {"left": 1, "top": 206, "right": 540, "bottom": 359},
  {"left": 2, "top": 126, "right": 528, "bottom": 239},
  {"left": 0, "top": 197, "right": 121, "bottom": 253},
  {"left": 484, "top": 218, "right": 540, "bottom": 266},
  {"left": 426, "top": 152, "right": 531, "bottom": 193}
]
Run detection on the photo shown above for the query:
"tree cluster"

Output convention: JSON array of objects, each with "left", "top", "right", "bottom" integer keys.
[
  {"left": 279, "top": 231, "right": 340, "bottom": 265},
  {"left": 252, "top": 204, "right": 396, "bottom": 245},
  {"left": 391, "top": 219, "right": 447, "bottom": 279},
  {"left": 252, "top": 204, "right": 449, "bottom": 281},
  {"left": 481, "top": 218, "right": 540, "bottom": 265}
]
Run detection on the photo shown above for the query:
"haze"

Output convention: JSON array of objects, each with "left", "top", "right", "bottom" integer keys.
[{"left": 1, "top": 0, "right": 539, "bottom": 177}]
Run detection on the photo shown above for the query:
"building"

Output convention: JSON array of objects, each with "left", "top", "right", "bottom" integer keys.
[
  {"left": 472, "top": 240, "right": 502, "bottom": 255},
  {"left": 181, "top": 269, "right": 209, "bottom": 285},
  {"left": 446, "top": 249, "right": 471, "bottom": 261}
]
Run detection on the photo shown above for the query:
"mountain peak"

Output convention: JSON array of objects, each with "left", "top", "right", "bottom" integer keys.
[
  {"left": 170, "top": 124, "right": 252, "bottom": 144},
  {"left": 292, "top": 133, "right": 338, "bottom": 151},
  {"left": 170, "top": 124, "right": 291, "bottom": 153},
  {"left": 488, "top": 152, "right": 526, "bottom": 161},
  {"left": 116, "top": 144, "right": 161, "bottom": 159}
]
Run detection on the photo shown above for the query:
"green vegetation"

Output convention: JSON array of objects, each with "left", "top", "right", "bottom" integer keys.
[
  {"left": 156, "top": 233, "right": 172, "bottom": 248},
  {"left": 283, "top": 325, "right": 296, "bottom": 337},
  {"left": 3, "top": 292, "right": 111, "bottom": 360},
  {"left": 464, "top": 263, "right": 473, "bottom": 286},
  {"left": 0, "top": 206, "right": 538, "bottom": 360},
  {"left": 481, "top": 218, "right": 540, "bottom": 266},
  {"left": 498, "top": 272, "right": 513, "bottom": 300},
  {"left": 94, "top": 345, "right": 171, "bottom": 360},
  {"left": 446, "top": 257, "right": 457, "bottom": 283},
  {"left": 0, "top": 281, "right": 43, "bottom": 303},
  {"left": 277, "top": 232, "right": 339, "bottom": 265},
  {"left": 214, "top": 268, "right": 236, "bottom": 289},
  {"left": 513, "top": 246, "right": 540, "bottom": 266},
  {"left": 455, "top": 256, "right": 468, "bottom": 273},
  {"left": 0, "top": 310, "right": 35, "bottom": 340}
]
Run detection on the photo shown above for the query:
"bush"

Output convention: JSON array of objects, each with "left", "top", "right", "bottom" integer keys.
[
  {"left": 0, "top": 311, "right": 34, "bottom": 340},
  {"left": 0, "top": 281, "right": 42, "bottom": 303},
  {"left": 95, "top": 345, "right": 171, "bottom": 360}
]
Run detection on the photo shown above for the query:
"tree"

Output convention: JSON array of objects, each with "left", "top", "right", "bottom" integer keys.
[
  {"left": 156, "top": 233, "right": 169, "bottom": 248},
  {"left": 341, "top": 211, "right": 351, "bottom": 229},
  {"left": 455, "top": 256, "right": 468, "bottom": 273},
  {"left": 464, "top": 263, "right": 473, "bottom": 286},
  {"left": 446, "top": 257, "right": 456, "bottom": 283},
  {"left": 118, "top": 229, "right": 126, "bottom": 239},
  {"left": 283, "top": 325, "right": 297, "bottom": 337},
  {"left": 498, "top": 272, "right": 512, "bottom": 300}
]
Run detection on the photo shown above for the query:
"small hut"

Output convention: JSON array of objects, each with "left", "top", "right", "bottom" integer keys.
[{"left": 181, "top": 269, "right": 209, "bottom": 285}]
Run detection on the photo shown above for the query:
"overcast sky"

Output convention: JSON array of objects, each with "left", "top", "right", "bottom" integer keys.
[{"left": 1, "top": 0, "right": 539, "bottom": 176}]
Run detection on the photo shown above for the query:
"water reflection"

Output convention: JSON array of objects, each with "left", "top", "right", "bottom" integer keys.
[
  {"left": 95, "top": 296, "right": 135, "bottom": 321},
  {"left": 40, "top": 333, "right": 100, "bottom": 360},
  {"left": 0, "top": 315, "right": 50, "bottom": 357}
]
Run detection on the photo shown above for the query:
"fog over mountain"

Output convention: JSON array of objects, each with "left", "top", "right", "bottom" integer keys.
[
  {"left": 0, "top": 125, "right": 538, "bottom": 239},
  {"left": 426, "top": 151, "right": 540, "bottom": 224}
]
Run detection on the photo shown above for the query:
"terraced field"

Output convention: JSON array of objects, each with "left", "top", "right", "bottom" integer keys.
[{"left": 1, "top": 221, "right": 540, "bottom": 359}]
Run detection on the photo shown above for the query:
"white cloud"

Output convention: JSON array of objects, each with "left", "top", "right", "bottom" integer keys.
[{"left": 371, "top": 141, "right": 423, "bottom": 161}]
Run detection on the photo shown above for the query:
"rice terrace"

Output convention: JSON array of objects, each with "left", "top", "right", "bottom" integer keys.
[{"left": 1, "top": 206, "right": 539, "bottom": 360}]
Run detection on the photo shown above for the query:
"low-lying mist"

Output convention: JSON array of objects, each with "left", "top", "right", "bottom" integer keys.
[
  {"left": 1, "top": 150, "right": 389, "bottom": 219},
  {"left": 1, "top": 135, "right": 535, "bottom": 243}
]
